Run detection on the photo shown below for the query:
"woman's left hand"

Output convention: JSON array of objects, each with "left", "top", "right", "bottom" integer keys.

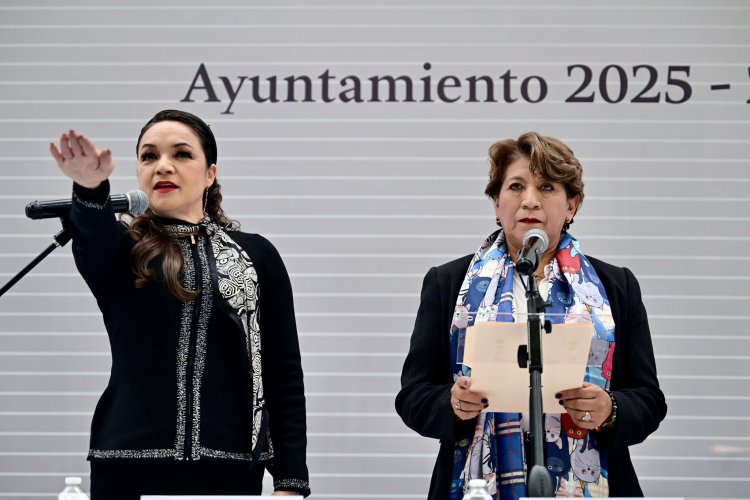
[
  {"left": 557, "top": 382, "right": 612, "bottom": 429},
  {"left": 272, "top": 491, "right": 299, "bottom": 496}
]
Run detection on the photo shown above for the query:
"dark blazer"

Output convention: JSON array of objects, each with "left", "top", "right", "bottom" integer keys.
[
  {"left": 69, "top": 181, "right": 310, "bottom": 496},
  {"left": 395, "top": 254, "right": 667, "bottom": 499}
]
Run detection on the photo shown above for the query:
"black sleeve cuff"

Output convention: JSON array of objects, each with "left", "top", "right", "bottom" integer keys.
[
  {"left": 72, "top": 180, "right": 110, "bottom": 208},
  {"left": 273, "top": 478, "right": 311, "bottom": 497}
]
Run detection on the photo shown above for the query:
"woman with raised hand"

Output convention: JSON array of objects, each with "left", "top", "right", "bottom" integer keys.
[
  {"left": 396, "top": 132, "right": 666, "bottom": 499},
  {"left": 50, "top": 110, "right": 309, "bottom": 499}
]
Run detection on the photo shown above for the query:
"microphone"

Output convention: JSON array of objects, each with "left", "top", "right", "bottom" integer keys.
[
  {"left": 515, "top": 229, "right": 550, "bottom": 276},
  {"left": 25, "top": 190, "right": 149, "bottom": 220}
]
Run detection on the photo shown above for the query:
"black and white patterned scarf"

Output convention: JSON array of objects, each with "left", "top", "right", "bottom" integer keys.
[{"left": 165, "top": 217, "right": 266, "bottom": 457}]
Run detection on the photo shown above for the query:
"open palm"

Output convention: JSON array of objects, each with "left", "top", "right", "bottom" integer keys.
[{"left": 49, "top": 130, "right": 115, "bottom": 189}]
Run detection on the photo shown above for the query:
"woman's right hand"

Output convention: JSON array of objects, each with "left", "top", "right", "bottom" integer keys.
[
  {"left": 450, "top": 376, "right": 488, "bottom": 420},
  {"left": 49, "top": 130, "right": 114, "bottom": 189}
]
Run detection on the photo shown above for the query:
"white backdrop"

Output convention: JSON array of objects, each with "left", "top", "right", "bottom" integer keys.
[{"left": 0, "top": 1, "right": 748, "bottom": 498}]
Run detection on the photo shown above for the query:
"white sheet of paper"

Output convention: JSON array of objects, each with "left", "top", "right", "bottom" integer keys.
[{"left": 463, "top": 321, "right": 594, "bottom": 413}]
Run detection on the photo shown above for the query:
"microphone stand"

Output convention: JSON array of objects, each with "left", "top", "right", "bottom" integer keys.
[
  {"left": 0, "top": 218, "right": 71, "bottom": 299},
  {"left": 517, "top": 272, "right": 554, "bottom": 497}
]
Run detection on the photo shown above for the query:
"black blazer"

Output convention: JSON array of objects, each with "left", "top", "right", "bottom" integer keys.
[
  {"left": 69, "top": 181, "right": 310, "bottom": 496},
  {"left": 395, "top": 254, "right": 667, "bottom": 499}
]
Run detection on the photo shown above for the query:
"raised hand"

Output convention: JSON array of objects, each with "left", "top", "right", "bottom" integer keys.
[{"left": 49, "top": 130, "right": 115, "bottom": 189}]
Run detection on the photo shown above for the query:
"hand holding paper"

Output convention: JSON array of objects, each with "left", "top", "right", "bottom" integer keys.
[
  {"left": 462, "top": 321, "right": 594, "bottom": 413},
  {"left": 450, "top": 376, "right": 489, "bottom": 420}
]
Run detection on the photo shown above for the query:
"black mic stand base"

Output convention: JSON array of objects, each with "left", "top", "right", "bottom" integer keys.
[{"left": 528, "top": 464, "right": 554, "bottom": 497}]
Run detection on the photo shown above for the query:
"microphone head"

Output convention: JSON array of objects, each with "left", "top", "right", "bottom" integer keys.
[
  {"left": 522, "top": 228, "right": 549, "bottom": 253},
  {"left": 126, "top": 190, "right": 149, "bottom": 216},
  {"left": 24, "top": 201, "right": 43, "bottom": 220}
]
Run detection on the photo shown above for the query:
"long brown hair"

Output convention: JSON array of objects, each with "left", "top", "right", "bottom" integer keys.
[{"left": 126, "top": 110, "right": 238, "bottom": 301}]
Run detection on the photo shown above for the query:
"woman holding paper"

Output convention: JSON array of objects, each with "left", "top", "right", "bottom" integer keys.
[{"left": 395, "top": 132, "right": 666, "bottom": 499}]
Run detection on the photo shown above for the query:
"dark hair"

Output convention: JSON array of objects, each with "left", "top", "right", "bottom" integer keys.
[
  {"left": 127, "top": 109, "right": 238, "bottom": 301},
  {"left": 485, "top": 131, "right": 584, "bottom": 232},
  {"left": 136, "top": 109, "right": 218, "bottom": 167}
]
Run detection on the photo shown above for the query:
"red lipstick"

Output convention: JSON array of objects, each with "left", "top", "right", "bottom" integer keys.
[{"left": 154, "top": 181, "right": 178, "bottom": 193}]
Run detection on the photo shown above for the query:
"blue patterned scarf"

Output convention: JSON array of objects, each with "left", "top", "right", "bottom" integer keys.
[{"left": 449, "top": 230, "right": 616, "bottom": 498}]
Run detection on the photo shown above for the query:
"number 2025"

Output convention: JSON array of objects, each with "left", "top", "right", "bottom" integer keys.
[{"left": 566, "top": 64, "right": 692, "bottom": 104}]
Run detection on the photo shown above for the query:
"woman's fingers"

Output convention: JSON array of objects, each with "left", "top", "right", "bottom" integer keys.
[
  {"left": 563, "top": 408, "right": 599, "bottom": 429},
  {"left": 559, "top": 382, "right": 602, "bottom": 399},
  {"left": 68, "top": 130, "right": 84, "bottom": 156},
  {"left": 98, "top": 148, "right": 114, "bottom": 175},
  {"left": 49, "top": 131, "right": 114, "bottom": 187},
  {"left": 78, "top": 133, "right": 99, "bottom": 158},
  {"left": 451, "top": 377, "right": 487, "bottom": 405},
  {"left": 450, "top": 376, "right": 490, "bottom": 419},
  {"left": 456, "top": 376, "right": 471, "bottom": 391},
  {"left": 49, "top": 142, "right": 64, "bottom": 167},
  {"left": 560, "top": 395, "right": 611, "bottom": 429},
  {"left": 59, "top": 133, "right": 73, "bottom": 159},
  {"left": 451, "top": 396, "right": 484, "bottom": 420},
  {"left": 560, "top": 397, "right": 593, "bottom": 412},
  {"left": 453, "top": 399, "right": 486, "bottom": 412}
]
